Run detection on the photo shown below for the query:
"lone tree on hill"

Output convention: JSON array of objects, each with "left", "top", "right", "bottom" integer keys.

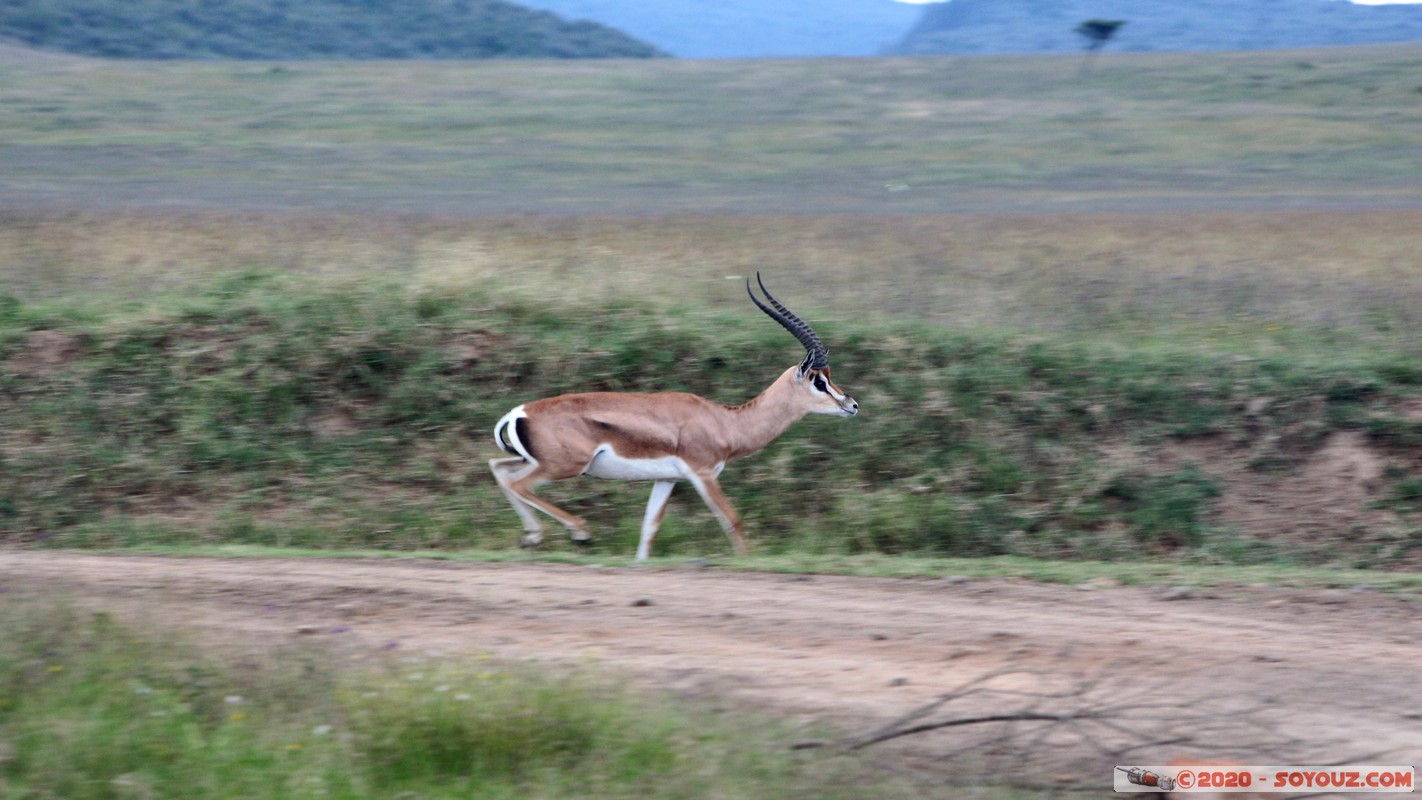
[{"left": 1075, "top": 19, "right": 1126, "bottom": 75}]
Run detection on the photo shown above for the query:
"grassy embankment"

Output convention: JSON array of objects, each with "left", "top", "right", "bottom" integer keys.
[
  {"left": 4, "top": 210, "right": 1422, "bottom": 572},
  {"left": 2, "top": 45, "right": 1422, "bottom": 571}
]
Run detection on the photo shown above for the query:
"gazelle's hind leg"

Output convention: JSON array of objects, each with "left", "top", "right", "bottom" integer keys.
[
  {"left": 634, "top": 480, "right": 677, "bottom": 561},
  {"left": 489, "top": 457, "right": 545, "bottom": 546},
  {"left": 488, "top": 457, "right": 592, "bottom": 548}
]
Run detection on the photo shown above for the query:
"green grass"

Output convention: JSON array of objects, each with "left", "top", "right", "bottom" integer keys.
[
  {"left": 0, "top": 598, "right": 912, "bottom": 800},
  {"left": 2, "top": 266, "right": 1421, "bottom": 568}
]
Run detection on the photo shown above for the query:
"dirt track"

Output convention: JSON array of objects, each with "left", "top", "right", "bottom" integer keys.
[{"left": 2, "top": 552, "right": 1417, "bottom": 784}]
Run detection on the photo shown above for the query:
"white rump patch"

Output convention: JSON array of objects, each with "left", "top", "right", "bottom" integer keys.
[
  {"left": 494, "top": 404, "right": 530, "bottom": 458},
  {"left": 582, "top": 446, "right": 689, "bottom": 481}
]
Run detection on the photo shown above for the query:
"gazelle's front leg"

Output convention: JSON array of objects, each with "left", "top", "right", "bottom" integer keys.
[
  {"left": 635, "top": 480, "right": 677, "bottom": 561},
  {"left": 685, "top": 470, "right": 751, "bottom": 556}
]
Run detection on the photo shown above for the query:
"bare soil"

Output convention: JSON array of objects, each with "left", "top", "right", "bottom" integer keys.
[
  {"left": 0, "top": 551, "right": 1416, "bottom": 789},
  {"left": 1157, "top": 430, "right": 1419, "bottom": 565}
]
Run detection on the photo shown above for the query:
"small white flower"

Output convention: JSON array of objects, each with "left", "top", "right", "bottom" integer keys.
[
  {"left": 224, "top": 695, "right": 244, "bottom": 705},
  {"left": 312, "top": 724, "right": 332, "bottom": 736}
]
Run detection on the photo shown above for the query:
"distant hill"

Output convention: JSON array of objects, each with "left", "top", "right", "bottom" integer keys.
[
  {"left": 511, "top": 0, "right": 921, "bottom": 58},
  {"left": 891, "top": 0, "right": 1422, "bottom": 55},
  {"left": 0, "top": 0, "right": 665, "bottom": 60}
]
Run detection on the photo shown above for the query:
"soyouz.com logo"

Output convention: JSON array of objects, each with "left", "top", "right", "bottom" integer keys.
[{"left": 1114, "top": 765, "right": 1415, "bottom": 793}]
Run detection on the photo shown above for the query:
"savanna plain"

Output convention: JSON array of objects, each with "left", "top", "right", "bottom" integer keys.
[{"left": 2, "top": 42, "right": 1421, "bottom": 797}]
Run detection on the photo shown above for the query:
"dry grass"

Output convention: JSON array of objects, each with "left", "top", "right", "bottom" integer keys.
[
  {"left": 2, "top": 44, "right": 1422, "bottom": 215},
  {"left": 6, "top": 208, "right": 1422, "bottom": 352}
]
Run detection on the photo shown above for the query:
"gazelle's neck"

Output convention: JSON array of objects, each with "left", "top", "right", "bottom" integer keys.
[{"left": 723, "top": 366, "right": 807, "bottom": 459}]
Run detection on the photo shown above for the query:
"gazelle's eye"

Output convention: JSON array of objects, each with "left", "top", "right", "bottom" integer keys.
[{"left": 812, "top": 375, "right": 828, "bottom": 393}]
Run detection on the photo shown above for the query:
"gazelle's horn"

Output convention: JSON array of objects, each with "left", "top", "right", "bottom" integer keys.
[{"left": 746, "top": 272, "right": 829, "bottom": 371}]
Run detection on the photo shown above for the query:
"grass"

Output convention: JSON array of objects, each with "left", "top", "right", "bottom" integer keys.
[
  {"left": 6, "top": 209, "right": 1422, "bottom": 355},
  {"left": 2, "top": 257, "right": 1421, "bottom": 568},
  {"left": 0, "top": 597, "right": 919, "bottom": 800},
  {"left": 2, "top": 44, "right": 1422, "bottom": 214}
]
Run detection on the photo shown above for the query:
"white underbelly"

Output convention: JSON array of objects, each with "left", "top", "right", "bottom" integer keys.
[{"left": 581, "top": 447, "right": 689, "bottom": 481}]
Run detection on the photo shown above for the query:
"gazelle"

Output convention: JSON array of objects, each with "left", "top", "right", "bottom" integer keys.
[{"left": 490, "top": 274, "right": 857, "bottom": 560}]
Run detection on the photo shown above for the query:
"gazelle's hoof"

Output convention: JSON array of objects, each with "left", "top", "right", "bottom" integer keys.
[
  {"left": 572, "top": 535, "right": 594, "bottom": 549},
  {"left": 519, "top": 533, "right": 544, "bottom": 549}
]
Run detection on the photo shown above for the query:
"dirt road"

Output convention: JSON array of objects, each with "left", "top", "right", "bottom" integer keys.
[{"left": 2, "top": 552, "right": 1417, "bottom": 784}]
